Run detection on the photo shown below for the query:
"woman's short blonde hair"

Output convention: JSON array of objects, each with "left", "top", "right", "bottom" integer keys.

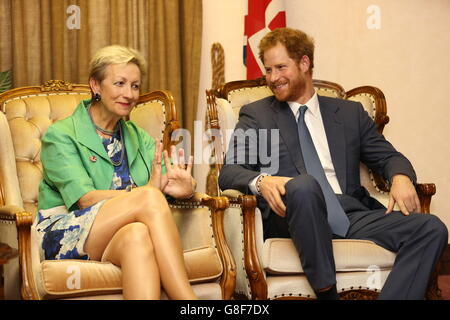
[{"left": 89, "top": 45, "right": 147, "bottom": 82}]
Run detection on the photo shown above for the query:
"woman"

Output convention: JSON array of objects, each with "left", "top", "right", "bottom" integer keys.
[{"left": 35, "top": 45, "right": 197, "bottom": 300}]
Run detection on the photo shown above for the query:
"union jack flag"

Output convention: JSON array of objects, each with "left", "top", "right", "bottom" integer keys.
[{"left": 244, "top": 0, "right": 286, "bottom": 80}]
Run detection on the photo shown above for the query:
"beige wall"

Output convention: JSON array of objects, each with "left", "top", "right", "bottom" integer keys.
[
  {"left": 196, "top": 0, "right": 450, "bottom": 236},
  {"left": 195, "top": 0, "right": 246, "bottom": 195}
]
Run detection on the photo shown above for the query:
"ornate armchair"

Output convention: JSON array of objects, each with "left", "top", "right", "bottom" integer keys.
[
  {"left": 206, "top": 77, "right": 438, "bottom": 299},
  {"left": 0, "top": 80, "right": 235, "bottom": 299}
]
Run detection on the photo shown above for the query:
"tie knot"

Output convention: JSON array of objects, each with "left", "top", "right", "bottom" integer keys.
[{"left": 298, "top": 105, "right": 308, "bottom": 122}]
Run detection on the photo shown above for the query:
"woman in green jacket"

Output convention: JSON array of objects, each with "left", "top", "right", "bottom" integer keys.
[{"left": 35, "top": 45, "right": 197, "bottom": 300}]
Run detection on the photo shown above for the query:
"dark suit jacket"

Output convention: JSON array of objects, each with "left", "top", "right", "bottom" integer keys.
[{"left": 218, "top": 95, "right": 416, "bottom": 219}]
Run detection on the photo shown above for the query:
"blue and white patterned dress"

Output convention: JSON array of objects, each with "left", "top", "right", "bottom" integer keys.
[{"left": 35, "top": 128, "right": 134, "bottom": 261}]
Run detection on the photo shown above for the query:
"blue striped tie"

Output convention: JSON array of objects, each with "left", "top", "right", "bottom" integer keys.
[{"left": 297, "top": 105, "right": 350, "bottom": 237}]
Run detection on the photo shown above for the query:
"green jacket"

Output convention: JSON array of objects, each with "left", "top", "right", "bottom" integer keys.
[{"left": 38, "top": 99, "right": 163, "bottom": 211}]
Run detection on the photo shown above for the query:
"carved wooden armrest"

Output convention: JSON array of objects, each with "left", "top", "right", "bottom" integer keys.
[
  {"left": 0, "top": 204, "right": 26, "bottom": 219},
  {"left": 220, "top": 189, "right": 268, "bottom": 299},
  {"left": 0, "top": 205, "right": 38, "bottom": 299},
  {"left": 415, "top": 183, "right": 436, "bottom": 214},
  {"left": 169, "top": 192, "right": 236, "bottom": 299}
]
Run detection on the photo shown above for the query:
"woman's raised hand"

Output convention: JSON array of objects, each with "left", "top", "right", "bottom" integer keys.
[
  {"left": 147, "top": 141, "right": 164, "bottom": 189},
  {"left": 159, "top": 144, "right": 195, "bottom": 199}
]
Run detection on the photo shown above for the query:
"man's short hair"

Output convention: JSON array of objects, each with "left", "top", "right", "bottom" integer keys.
[{"left": 258, "top": 27, "right": 315, "bottom": 72}]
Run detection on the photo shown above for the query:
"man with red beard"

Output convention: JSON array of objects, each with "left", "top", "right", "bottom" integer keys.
[{"left": 219, "top": 27, "right": 447, "bottom": 300}]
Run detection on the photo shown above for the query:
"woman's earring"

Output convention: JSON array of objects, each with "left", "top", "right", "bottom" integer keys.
[{"left": 93, "top": 93, "right": 101, "bottom": 102}]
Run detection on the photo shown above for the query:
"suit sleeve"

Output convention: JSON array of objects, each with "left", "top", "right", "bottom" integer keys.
[
  {"left": 218, "top": 104, "right": 262, "bottom": 194},
  {"left": 357, "top": 104, "right": 417, "bottom": 184}
]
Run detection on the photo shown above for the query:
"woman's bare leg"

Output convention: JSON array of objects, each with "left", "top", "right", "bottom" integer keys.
[
  {"left": 100, "top": 223, "right": 161, "bottom": 299},
  {"left": 84, "top": 186, "right": 196, "bottom": 299}
]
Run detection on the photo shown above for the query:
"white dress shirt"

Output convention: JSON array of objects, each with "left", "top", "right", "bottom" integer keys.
[{"left": 249, "top": 92, "right": 343, "bottom": 195}]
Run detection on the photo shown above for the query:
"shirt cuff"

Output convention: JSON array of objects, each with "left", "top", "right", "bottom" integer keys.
[{"left": 248, "top": 173, "right": 270, "bottom": 195}]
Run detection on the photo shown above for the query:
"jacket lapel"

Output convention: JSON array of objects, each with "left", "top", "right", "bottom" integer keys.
[
  {"left": 121, "top": 120, "right": 139, "bottom": 167},
  {"left": 72, "top": 101, "right": 110, "bottom": 162},
  {"left": 72, "top": 100, "right": 139, "bottom": 166},
  {"left": 318, "top": 95, "right": 347, "bottom": 193},
  {"left": 271, "top": 100, "right": 307, "bottom": 175}
]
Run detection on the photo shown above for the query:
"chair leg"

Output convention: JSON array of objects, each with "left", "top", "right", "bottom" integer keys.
[{"left": 426, "top": 261, "right": 443, "bottom": 300}]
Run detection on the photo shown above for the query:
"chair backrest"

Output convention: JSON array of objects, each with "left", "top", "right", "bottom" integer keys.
[
  {"left": 129, "top": 89, "right": 180, "bottom": 150},
  {"left": 206, "top": 78, "right": 390, "bottom": 197},
  {"left": 0, "top": 80, "right": 179, "bottom": 219}
]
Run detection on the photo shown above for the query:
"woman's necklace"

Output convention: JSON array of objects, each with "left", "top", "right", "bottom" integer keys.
[
  {"left": 87, "top": 103, "right": 125, "bottom": 167},
  {"left": 87, "top": 103, "right": 119, "bottom": 136}
]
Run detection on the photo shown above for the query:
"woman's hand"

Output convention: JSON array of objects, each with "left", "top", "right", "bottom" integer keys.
[
  {"left": 147, "top": 141, "right": 164, "bottom": 189},
  {"left": 160, "top": 145, "right": 195, "bottom": 199}
]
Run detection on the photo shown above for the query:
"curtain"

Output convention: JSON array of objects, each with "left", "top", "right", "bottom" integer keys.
[{"left": 0, "top": 0, "right": 202, "bottom": 136}]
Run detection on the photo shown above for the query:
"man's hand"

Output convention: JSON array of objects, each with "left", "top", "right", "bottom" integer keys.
[
  {"left": 386, "top": 174, "right": 421, "bottom": 215},
  {"left": 259, "top": 176, "right": 293, "bottom": 217}
]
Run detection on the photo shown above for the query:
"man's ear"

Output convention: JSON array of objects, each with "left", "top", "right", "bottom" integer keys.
[{"left": 298, "top": 55, "right": 311, "bottom": 74}]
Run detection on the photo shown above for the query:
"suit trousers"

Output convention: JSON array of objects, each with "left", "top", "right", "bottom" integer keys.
[{"left": 263, "top": 175, "right": 448, "bottom": 299}]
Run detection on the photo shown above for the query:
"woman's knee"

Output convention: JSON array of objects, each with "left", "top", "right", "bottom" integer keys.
[
  {"left": 116, "top": 223, "right": 153, "bottom": 253},
  {"left": 130, "top": 186, "right": 170, "bottom": 215},
  {"left": 132, "top": 185, "right": 165, "bottom": 203},
  {"left": 101, "top": 222, "right": 154, "bottom": 263}
]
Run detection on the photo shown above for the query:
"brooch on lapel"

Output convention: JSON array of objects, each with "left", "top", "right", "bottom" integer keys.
[{"left": 89, "top": 155, "right": 97, "bottom": 162}]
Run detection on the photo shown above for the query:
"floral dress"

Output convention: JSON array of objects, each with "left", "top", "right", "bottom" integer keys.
[{"left": 35, "top": 128, "right": 134, "bottom": 261}]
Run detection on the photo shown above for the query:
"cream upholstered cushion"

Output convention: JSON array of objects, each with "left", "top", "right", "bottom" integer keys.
[
  {"left": 37, "top": 246, "right": 222, "bottom": 299},
  {"left": 40, "top": 260, "right": 122, "bottom": 299},
  {"left": 227, "top": 86, "right": 273, "bottom": 113},
  {"left": 215, "top": 98, "right": 238, "bottom": 154},
  {"left": 2, "top": 92, "right": 91, "bottom": 219},
  {"left": 263, "top": 238, "right": 396, "bottom": 274},
  {"left": 347, "top": 93, "right": 376, "bottom": 119},
  {"left": 129, "top": 99, "right": 166, "bottom": 142},
  {"left": 266, "top": 270, "right": 391, "bottom": 299},
  {"left": 314, "top": 87, "right": 343, "bottom": 98}
]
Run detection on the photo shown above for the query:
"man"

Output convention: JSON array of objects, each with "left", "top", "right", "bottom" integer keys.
[{"left": 218, "top": 27, "right": 447, "bottom": 300}]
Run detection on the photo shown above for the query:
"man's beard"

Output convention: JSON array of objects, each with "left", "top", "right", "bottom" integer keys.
[{"left": 269, "top": 78, "right": 305, "bottom": 102}]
